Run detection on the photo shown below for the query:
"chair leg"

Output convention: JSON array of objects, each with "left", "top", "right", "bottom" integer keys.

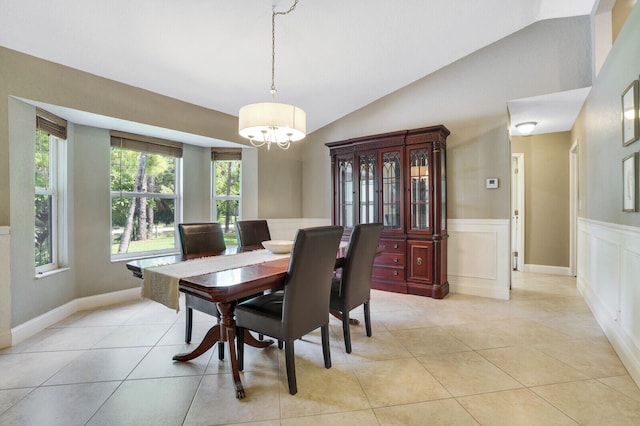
[
  {"left": 364, "top": 301, "right": 372, "bottom": 337},
  {"left": 342, "top": 310, "right": 352, "bottom": 354},
  {"left": 237, "top": 327, "right": 245, "bottom": 371},
  {"left": 217, "top": 319, "right": 225, "bottom": 360},
  {"left": 321, "top": 323, "right": 332, "bottom": 368},
  {"left": 278, "top": 340, "right": 283, "bottom": 349},
  {"left": 284, "top": 340, "right": 297, "bottom": 395},
  {"left": 185, "top": 307, "right": 193, "bottom": 343}
]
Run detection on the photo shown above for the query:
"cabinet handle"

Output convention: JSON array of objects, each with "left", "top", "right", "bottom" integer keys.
[
  {"left": 393, "top": 257, "right": 398, "bottom": 263},
  {"left": 393, "top": 271, "right": 398, "bottom": 276},
  {"left": 417, "top": 257, "right": 423, "bottom": 266},
  {"left": 393, "top": 244, "right": 398, "bottom": 249}
]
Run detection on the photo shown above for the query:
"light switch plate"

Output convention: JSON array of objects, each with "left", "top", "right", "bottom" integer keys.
[{"left": 486, "top": 178, "right": 499, "bottom": 189}]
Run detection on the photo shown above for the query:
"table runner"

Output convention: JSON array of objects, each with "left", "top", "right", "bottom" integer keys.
[{"left": 142, "top": 249, "right": 290, "bottom": 311}]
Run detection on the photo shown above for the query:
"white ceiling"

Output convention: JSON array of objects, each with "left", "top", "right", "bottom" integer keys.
[{"left": 0, "top": 0, "right": 598, "bottom": 144}]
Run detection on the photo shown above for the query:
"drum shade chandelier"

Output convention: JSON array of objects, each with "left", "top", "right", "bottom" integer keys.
[{"left": 238, "top": 0, "right": 306, "bottom": 150}]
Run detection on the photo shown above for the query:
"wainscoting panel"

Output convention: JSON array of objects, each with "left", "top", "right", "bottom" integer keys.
[
  {"left": 447, "top": 219, "right": 510, "bottom": 300},
  {"left": 577, "top": 218, "right": 640, "bottom": 387}
]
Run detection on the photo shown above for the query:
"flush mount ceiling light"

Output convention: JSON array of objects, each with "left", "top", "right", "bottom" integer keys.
[
  {"left": 515, "top": 121, "right": 537, "bottom": 135},
  {"left": 238, "top": 0, "right": 306, "bottom": 151}
]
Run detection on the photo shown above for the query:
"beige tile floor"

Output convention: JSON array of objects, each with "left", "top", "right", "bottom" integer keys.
[{"left": 1, "top": 272, "right": 640, "bottom": 425}]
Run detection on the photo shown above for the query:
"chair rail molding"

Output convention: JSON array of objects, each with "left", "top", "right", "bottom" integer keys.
[
  {"left": 447, "top": 219, "right": 510, "bottom": 300},
  {"left": 577, "top": 217, "right": 640, "bottom": 388}
]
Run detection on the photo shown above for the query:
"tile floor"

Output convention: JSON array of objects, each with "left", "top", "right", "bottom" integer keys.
[{"left": 1, "top": 272, "right": 640, "bottom": 425}]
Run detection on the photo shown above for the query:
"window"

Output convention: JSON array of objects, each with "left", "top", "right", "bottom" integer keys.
[
  {"left": 110, "top": 131, "right": 182, "bottom": 259},
  {"left": 35, "top": 109, "right": 67, "bottom": 273},
  {"left": 212, "top": 149, "right": 241, "bottom": 246}
]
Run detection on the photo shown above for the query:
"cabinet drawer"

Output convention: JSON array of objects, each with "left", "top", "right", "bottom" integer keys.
[
  {"left": 375, "top": 253, "right": 406, "bottom": 267},
  {"left": 372, "top": 266, "right": 405, "bottom": 281},
  {"left": 379, "top": 239, "right": 405, "bottom": 254}
]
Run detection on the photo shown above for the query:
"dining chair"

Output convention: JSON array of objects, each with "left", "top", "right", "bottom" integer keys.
[
  {"left": 330, "top": 222, "right": 383, "bottom": 353},
  {"left": 178, "top": 222, "right": 225, "bottom": 358},
  {"left": 235, "top": 219, "right": 271, "bottom": 247},
  {"left": 235, "top": 225, "right": 344, "bottom": 395},
  {"left": 179, "top": 222, "right": 226, "bottom": 255}
]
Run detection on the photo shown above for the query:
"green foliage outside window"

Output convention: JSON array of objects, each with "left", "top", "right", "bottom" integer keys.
[
  {"left": 110, "top": 147, "right": 177, "bottom": 255},
  {"left": 35, "top": 130, "right": 53, "bottom": 267}
]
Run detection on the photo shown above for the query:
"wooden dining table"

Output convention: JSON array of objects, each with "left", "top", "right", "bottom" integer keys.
[{"left": 126, "top": 245, "right": 349, "bottom": 398}]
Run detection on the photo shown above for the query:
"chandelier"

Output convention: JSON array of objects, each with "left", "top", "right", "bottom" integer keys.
[{"left": 238, "top": 0, "right": 306, "bottom": 150}]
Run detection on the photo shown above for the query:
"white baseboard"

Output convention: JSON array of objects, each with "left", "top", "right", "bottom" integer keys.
[
  {"left": 448, "top": 275, "right": 510, "bottom": 300},
  {"left": 523, "top": 264, "right": 571, "bottom": 275},
  {"left": 11, "top": 287, "right": 141, "bottom": 346}
]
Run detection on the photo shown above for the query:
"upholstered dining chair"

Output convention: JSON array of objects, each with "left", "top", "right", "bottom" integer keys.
[
  {"left": 235, "top": 225, "right": 344, "bottom": 395},
  {"left": 330, "top": 222, "right": 383, "bottom": 353},
  {"left": 178, "top": 223, "right": 225, "bottom": 357},
  {"left": 235, "top": 219, "right": 271, "bottom": 247}
]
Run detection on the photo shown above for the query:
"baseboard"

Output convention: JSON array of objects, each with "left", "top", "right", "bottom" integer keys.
[
  {"left": 449, "top": 275, "right": 510, "bottom": 300},
  {"left": 11, "top": 287, "right": 141, "bottom": 346},
  {"left": 76, "top": 287, "right": 141, "bottom": 311},
  {"left": 523, "top": 264, "right": 571, "bottom": 275}
]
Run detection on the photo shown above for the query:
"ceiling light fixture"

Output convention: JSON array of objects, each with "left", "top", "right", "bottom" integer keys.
[
  {"left": 515, "top": 121, "right": 537, "bottom": 135},
  {"left": 238, "top": 0, "right": 305, "bottom": 150}
]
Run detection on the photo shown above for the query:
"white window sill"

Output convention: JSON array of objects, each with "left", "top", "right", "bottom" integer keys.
[{"left": 35, "top": 267, "right": 70, "bottom": 280}]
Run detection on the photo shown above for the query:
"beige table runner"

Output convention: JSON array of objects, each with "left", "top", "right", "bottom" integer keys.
[{"left": 142, "top": 249, "right": 290, "bottom": 311}]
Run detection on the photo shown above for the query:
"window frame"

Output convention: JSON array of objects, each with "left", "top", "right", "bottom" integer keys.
[
  {"left": 212, "top": 155, "right": 242, "bottom": 239},
  {"left": 34, "top": 113, "right": 68, "bottom": 275},
  {"left": 109, "top": 137, "right": 183, "bottom": 261}
]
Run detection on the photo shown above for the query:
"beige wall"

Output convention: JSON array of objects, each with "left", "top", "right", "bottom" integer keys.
[
  {"left": 512, "top": 132, "right": 572, "bottom": 267},
  {"left": 302, "top": 16, "right": 592, "bottom": 221},
  {"left": 574, "top": 3, "right": 640, "bottom": 228},
  {"left": 0, "top": 46, "right": 304, "bottom": 327}
]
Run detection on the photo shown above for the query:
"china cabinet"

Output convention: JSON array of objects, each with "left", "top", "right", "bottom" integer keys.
[{"left": 326, "top": 125, "right": 449, "bottom": 298}]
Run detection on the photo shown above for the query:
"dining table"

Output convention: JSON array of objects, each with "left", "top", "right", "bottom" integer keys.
[{"left": 126, "top": 244, "right": 350, "bottom": 398}]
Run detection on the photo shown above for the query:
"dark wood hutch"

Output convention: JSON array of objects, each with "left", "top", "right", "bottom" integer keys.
[{"left": 326, "top": 125, "right": 449, "bottom": 299}]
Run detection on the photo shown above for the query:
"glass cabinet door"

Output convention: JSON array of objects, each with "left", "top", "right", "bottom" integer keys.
[
  {"left": 358, "top": 153, "right": 377, "bottom": 224},
  {"left": 336, "top": 156, "right": 354, "bottom": 229},
  {"left": 408, "top": 146, "right": 431, "bottom": 231},
  {"left": 381, "top": 150, "right": 402, "bottom": 230}
]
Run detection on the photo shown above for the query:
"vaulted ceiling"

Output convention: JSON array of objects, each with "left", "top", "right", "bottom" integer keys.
[{"left": 1, "top": 0, "right": 599, "bottom": 139}]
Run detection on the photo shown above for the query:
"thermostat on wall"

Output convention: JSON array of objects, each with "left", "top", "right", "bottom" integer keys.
[{"left": 486, "top": 178, "right": 499, "bottom": 189}]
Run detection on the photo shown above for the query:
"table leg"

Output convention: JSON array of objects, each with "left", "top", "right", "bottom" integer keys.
[
  {"left": 244, "top": 330, "right": 273, "bottom": 348},
  {"left": 330, "top": 309, "right": 360, "bottom": 325},
  {"left": 217, "top": 302, "right": 245, "bottom": 398},
  {"left": 172, "top": 324, "right": 221, "bottom": 362}
]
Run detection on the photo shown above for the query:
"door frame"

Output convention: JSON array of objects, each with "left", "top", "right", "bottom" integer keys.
[
  {"left": 511, "top": 153, "right": 525, "bottom": 272},
  {"left": 569, "top": 140, "right": 578, "bottom": 276}
]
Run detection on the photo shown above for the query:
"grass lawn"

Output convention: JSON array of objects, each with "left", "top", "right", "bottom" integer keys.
[{"left": 112, "top": 232, "right": 238, "bottom": 254}]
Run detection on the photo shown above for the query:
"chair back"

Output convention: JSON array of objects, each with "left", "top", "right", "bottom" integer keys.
[
  {"left": 282, "top": 226, "right": 343, "bottom": 338},
  {"left": 339, "top": 223, "right": 383, "bottom": 308},
  {"left": 178, "top": 222, "right": 226, "bottom": 255},
  {"left": 235, "top": 220, "right": 271, "bottom": 247}
]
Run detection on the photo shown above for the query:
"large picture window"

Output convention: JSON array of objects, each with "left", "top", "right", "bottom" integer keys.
[
  {"left": 35, "top": 109, "right": 67, "bottom": 273},
  {"left": 212, "top": 149, "right": 241, "bottom": 246},
  {"left": 110, "top": 131, "right": 182, "bottom": 259}
]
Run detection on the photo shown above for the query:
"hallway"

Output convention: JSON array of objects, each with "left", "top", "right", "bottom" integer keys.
[{"left": 1, "top": 272, "right": 639, "bottom": 425}]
